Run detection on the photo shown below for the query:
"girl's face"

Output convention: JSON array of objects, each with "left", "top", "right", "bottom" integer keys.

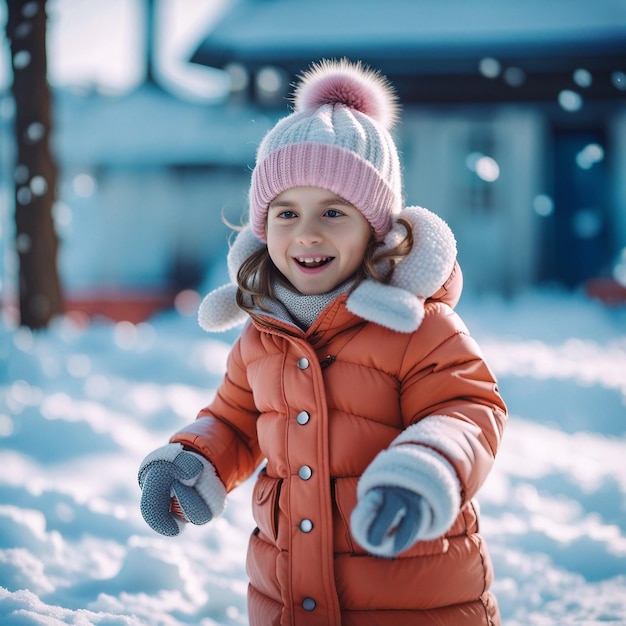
[{"left": 266, "top": 186, "right": 372, "bottom": 295}]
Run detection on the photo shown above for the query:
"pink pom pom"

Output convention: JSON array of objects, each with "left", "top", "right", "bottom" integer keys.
[{"left": 293, "top": 58, "right": 399, "bottom": 130}]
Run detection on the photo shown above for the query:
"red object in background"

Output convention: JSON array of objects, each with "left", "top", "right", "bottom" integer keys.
[
  {"left": 65, "top": 290, "right": 175, "bottom": 323},
  {"left": 585, "top": 278, "right": 626, "bottom": 306}
]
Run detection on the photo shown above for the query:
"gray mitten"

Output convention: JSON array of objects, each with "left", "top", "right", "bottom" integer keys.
[
  {"left": 351, "top": 486, "right": 427, "bottom": 557},
  {"left": 138, "top": 443, "right": 226, "bottom": 536}
]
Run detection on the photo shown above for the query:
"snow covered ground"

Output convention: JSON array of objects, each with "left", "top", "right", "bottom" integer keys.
[{"left": 0, "top": 287, "right": 625, "bottom": 625}]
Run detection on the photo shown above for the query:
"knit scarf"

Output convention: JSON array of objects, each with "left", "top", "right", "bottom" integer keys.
[{"left": 273, "top": 280, "right": 354, "bottom": 330}]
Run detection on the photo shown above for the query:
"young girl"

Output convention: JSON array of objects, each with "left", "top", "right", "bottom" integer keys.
[{"left": 138, "top": 59, "right": 507, "bottom": 626}]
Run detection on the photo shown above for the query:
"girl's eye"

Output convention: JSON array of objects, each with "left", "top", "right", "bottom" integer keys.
[
  {"left": 278, "top": 210, "right": 297, "bottom": 219},
  {"left": 325, "top": 209, "right": 344, "bottom": 218}
]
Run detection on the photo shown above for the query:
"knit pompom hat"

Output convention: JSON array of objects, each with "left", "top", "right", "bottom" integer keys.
[{"left": 249, "top": 58, "right": 403, "bottom": 242}]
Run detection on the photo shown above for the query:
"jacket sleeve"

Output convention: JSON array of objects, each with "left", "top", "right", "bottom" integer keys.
[
  {"left": 357, "top": 302, "right": 507, "bottom": 539},
  {"left": 170, "top": 335, "right": 263, "bottom": 493},
  {"left": 401, "top": 302, "right": 506, "bottom": 500}
]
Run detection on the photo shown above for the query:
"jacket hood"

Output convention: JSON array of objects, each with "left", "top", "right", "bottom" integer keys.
[{"left": 198, "top": 206, "right": 458, "bottom": 334}]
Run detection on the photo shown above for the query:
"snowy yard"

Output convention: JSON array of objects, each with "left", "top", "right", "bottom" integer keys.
[{"left": 0, "top": 288, "right": 625, "bottom": 625}]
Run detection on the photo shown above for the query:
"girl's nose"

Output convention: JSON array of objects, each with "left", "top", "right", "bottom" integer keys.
[{"left": 296, "top": 219, "right": 323, "bottom": 246}]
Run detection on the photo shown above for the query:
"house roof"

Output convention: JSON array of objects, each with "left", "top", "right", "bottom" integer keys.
[{"left": 190, "top": 0, "right": 626, "bottom": 103}]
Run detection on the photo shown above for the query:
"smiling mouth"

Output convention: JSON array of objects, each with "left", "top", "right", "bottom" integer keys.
[{"left": 295, "top": 256, "right": 334, "bottom": 269}]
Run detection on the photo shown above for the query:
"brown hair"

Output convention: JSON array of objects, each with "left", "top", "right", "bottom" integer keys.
[{"left": 235, "top": 217, "right": 413, "bottom": 314}]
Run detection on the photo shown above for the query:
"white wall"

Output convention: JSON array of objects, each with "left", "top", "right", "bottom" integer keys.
[
  {"left": 56, "top": 165, "right": 249, "bottom": 293},
  {"left": 401, "top": 105, "right": 546, "bottom": 294}
]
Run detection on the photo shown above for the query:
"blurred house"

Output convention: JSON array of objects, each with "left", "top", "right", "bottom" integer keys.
[
  {"left": 0, "top": 1, "right": 276, "bottom": 323},
  {"left": 191, "top": 0, "right": 626, "bottom": 298},
  {"left": 47, "top": 85, "right": 275, "bottom": 320},
  {"left": 3, "top": 0, "right": 624, "bottom": 324}
]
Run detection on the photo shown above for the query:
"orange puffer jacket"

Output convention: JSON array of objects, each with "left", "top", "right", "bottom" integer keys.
[{"left": 171, "top": 282, "right": 507, "bottom": 625}]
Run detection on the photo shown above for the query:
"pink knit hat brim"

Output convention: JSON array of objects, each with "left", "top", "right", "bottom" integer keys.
[{"left": 249, "top": 142, "right": 402, "bottom": 242}]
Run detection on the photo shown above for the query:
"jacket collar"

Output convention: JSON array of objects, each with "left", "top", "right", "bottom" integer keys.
[{"left": 247, "top": 294, "right": 366, "bottom": 345}]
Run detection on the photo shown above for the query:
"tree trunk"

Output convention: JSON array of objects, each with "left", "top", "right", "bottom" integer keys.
[{"left": 7, "top": 0, "right": 64, "bottom": 329}]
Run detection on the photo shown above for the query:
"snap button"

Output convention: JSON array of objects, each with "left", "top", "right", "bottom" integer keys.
[
  {"left": 302, "top": 597, "right": 316, "bottom": 612},
  {"left": 299, "top": 519, "right": 313, "bottom": 533},
  {"left": 296, "top": 411, "right": 310, "bottom": 425},
  {"left": 297, "top": 357, "right": 309, "bottom": 370},
  {"left": 298, "top": 465, "right": 312, "bottom": 480}
]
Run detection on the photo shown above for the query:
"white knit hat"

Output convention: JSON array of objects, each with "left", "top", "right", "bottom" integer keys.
[{"left": 249, "top": 58, "right": 403, "bottom": 242}]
